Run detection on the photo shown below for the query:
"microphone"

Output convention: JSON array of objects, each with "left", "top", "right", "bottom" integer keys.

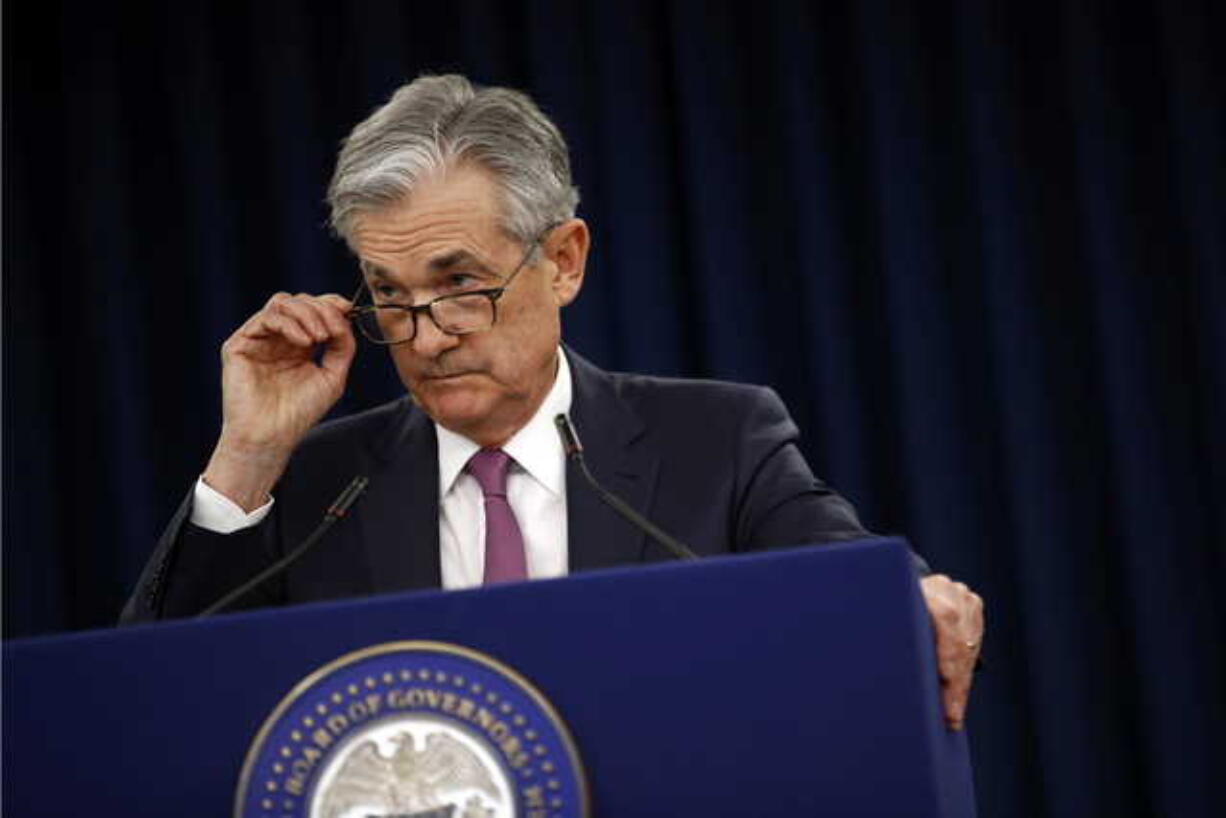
[
  {"left": 554, "top": 414, "right": 698, "bottom": 561},
  {"left": 196, "top": 475, "right": 370, "bottom": 618}
]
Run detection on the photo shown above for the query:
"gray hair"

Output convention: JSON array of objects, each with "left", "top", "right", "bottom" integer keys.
[{"left": 327, "top": 74, "right": 580, "bottom": 249}]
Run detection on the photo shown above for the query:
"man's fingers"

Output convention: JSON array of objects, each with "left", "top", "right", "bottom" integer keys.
[
  {"left": 242, "top": 310, "right": 315, "bottom": 348},
  {"left": 319, "top": 323, "right": 357, "bottom": 377},
  {"left": 287, "top": 292, "right": 354, "bottom": 339},
  {"left": 238, "top": 293, "right": 357, "bottom": 377},
  {"left": 298, "top": 294, "right": 355, "bottom": 342},
  {"left": 234, "top": 293, "right": 353, "bottom": 350},
  {"left": 920, "top": 573, "right": 986, "bottom": 730},
  {"left": 938, "top": 630, "right": 981, "bottom": 680},
  {"left": 939, "top": 636, "right": 974, "bottom": 729},
  {"left": 940, "top": 633, "right": 979, "bottom": 730},
  {"left": 943, "top": 673, "right": 971, "bottom": 729},
  {"left": 283, "top": 295, "right": 355, "bottom": 366},
  {"left": 317, "top": 292, "right": 354, "bottom": 317},
  {"left": 936, "top": 637, "right": 965, "bottom": 681},
  {"left": 272, "top": 294, "right": 334, "bottom": 343}
]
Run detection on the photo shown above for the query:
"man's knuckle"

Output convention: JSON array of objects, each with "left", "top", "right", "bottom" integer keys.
[{"left": 928, "top": 592, "right": 953, "bottom": 612}]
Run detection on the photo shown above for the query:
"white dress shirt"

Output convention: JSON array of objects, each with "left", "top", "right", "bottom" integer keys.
[
  {"left": 190, "top": 351, "right": 573, "bottom": 590},
  {"left": 435, "top": 352, "right": 571, "bottom": 588}
]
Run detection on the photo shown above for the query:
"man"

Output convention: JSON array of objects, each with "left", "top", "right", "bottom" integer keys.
[{"left": 122, "top": 74, "right": 983, "bottom": 730}]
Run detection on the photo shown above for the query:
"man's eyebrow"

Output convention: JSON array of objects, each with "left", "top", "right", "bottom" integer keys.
[
  {"left": 426, "top": 250, "right": 494, "bottom": 274},
  {"left": 359, "top": 261, "right": 393, "bottom": 280},
  {"left": 358, "top": 251, "right": 496, "bottom": 280}
]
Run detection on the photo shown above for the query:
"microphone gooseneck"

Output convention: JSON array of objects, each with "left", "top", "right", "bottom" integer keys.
[
  {"left": 196, "top": 475, "right": 370, "bottom": 618},
  {"left": 554, "top": 414, "right": 699, "bottom": 561}
]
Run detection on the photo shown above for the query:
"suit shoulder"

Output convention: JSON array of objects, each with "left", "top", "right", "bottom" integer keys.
[
  {"left": 605, "top": 371, "right": 786, "bottom": 428},
  {"left": 608, "top": 370, "right": 780, "bottom": 404}
]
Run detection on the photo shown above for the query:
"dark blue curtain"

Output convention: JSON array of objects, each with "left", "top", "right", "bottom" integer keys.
[{"left": 5, "top": 2, "right": 1223, "bottom": 816}]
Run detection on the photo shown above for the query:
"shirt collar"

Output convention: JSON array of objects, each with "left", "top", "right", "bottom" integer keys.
[{"left": 436, "top": 349, "right": 573, "bottom": 497}]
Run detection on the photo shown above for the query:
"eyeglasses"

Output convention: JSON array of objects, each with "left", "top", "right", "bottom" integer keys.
[{"left": 347, "top": 227, "right": 553, "bottom": 346}]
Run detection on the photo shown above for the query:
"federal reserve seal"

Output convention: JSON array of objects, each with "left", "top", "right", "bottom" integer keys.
[{"left": 235, "top": 641, "right": 588, "bottom": 818}]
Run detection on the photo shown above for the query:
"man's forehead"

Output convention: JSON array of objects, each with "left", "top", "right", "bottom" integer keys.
[{"left": 352, "top": 207, "right": 505, "bottom": 274}]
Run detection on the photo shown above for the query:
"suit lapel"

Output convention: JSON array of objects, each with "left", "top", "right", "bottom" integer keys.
[
  {"left": 346, "top": 350, "right": 660, "bottom": 589},
  {"left": 565, "top": 350, "right": 660, "bottom": 572},
  {"left": 354, "top": 400, "right": 442, "bottom": 593}
]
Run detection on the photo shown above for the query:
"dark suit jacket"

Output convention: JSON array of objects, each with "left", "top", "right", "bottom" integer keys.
[{"left": 121, "top": 350, "right": 881, "bottom": 623}]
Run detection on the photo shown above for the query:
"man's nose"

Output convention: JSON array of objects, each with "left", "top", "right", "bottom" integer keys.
[{"left": 410, "top": 312, "right": 461, "bottom": 357}]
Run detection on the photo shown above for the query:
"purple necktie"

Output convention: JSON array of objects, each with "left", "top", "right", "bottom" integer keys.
[{"left": 466, "top": 449, "right": 528, "bottom": 583}]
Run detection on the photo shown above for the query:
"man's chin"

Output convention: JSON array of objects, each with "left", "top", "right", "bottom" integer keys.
[{"left": 414, "top": 384, "right": 497, "bottom": 434}]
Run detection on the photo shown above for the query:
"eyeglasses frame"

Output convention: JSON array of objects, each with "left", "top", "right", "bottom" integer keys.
[{"left": 347, "top": 225, "right": 557, "bottom": 346}]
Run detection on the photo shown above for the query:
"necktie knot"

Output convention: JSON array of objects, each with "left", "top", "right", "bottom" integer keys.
[{"left": 467, "top": 449, "right": 512, "bottom": 498}]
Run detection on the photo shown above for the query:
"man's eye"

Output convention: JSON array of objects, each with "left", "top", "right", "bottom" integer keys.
[
  {"left": 371, "top": 284, "right": 401, "bottom": 301},
  {"left": 445, "top": 272, "right": 481, "bottom": 290}
]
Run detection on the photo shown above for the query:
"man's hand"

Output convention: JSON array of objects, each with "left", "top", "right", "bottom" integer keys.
[
  {"left": 203, "top": 292, "right": 356, "bottom": 511},
  {"left": 919, "top": 574, "right": 985, "bottom": 731}
]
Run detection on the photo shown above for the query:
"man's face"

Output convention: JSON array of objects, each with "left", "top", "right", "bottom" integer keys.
[{"left": 351, "top": 164, "right": 586, "bottom": 447}]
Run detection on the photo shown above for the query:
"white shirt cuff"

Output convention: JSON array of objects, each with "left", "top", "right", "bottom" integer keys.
[{"left": 190, "top": 477, "right": 274, "bottom": 533}]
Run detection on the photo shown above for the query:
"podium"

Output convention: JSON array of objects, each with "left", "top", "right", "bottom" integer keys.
[{"left": 3, "top": 538, "right": 976, "bottom": 816}]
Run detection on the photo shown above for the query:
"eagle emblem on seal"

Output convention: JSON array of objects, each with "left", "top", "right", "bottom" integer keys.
[{"left": 318, "top": 731, "right": 501, "bottom": 818}]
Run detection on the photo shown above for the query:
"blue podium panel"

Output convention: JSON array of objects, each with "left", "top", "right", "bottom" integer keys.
[{"left": 3, "top": 538, "right": 975, "bottom": 816}]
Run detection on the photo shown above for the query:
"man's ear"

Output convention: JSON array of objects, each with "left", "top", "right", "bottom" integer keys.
[{"left": 546, "top": 219, "right": 589, "bottom": 307}]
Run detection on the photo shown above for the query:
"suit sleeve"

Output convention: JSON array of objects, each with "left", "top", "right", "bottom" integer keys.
[
  {"left": 118, "top": 488, "right": 285, "bottom": 624},
  {"left": 733, "top": 387, "right": 931, "bottom": 575}
]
